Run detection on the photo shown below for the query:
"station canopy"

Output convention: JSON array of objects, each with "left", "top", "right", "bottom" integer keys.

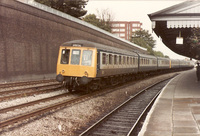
[{"left": 148, "top": 1, "right": 200, "bottom": 60}]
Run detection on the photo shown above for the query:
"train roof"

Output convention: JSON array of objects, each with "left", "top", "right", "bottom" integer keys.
[
  {"left": 157, "top": 57, "right": 170, "bottom": 60},
  {"left": 61, "top": 40, "right": 138, "bottom": 56},
  {"left": 137, "top": 53, "right": 157, "bottom": 59}
]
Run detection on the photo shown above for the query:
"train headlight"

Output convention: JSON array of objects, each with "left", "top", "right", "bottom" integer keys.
[
  {"left": 84, "top": 71, "right": 88, "bottom": 76},
  {"left": 62, "top": 70, "right": 65, "bottom": 73}
]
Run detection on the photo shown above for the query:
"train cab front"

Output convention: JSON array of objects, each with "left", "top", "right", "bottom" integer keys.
[{"left": 56, "top": 44, "right": 97, "bottom": 91}]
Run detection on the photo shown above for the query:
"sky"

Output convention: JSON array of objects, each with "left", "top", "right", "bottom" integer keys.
[{"left": 85, "top": 0, "right": 188, "bottom": 59}]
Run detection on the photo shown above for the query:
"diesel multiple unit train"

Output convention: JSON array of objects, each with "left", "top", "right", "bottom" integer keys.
[{"left": 56, "top": 40, "right": 194, "bottom": 91}]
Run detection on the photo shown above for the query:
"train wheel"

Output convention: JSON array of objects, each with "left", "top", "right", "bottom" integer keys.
[
  {"left": 100, "top": 79, "right": 107, "bottom": 89},
  {"left": 62, "top": 81, "right": 68, "bottom": 91},
  {"left": 110, "top": 77, "right": 118, "bottom": 86},
  {"left": 68, "top": 88, "right": 73, "bottom": 93},
  {"left": 122, "top": 76, "right": 126, "bottom": 83},
  {"left": 88, "top": 81, "right": 100, "bottom": 92}
]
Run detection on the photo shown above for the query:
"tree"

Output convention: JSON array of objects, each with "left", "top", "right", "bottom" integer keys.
[
  {"left": 83, "top": 8, "right": 114, "bottom": 32},
  {"left": 83, "top": 14, "right": 99, "bottom": 26},
  {"left": 186, "top": 28, "right": 200, "bottom": 48},
  {"left": 96, "top": 8, "right": 114, "bottom": 32},
  {"left": 153, "top": 51, "right": 165, "bottom": 57},
  {"left": 131, "top": 29, "right": 156, "bottom": 48},
  {"left": 165, "top": 55, "right": 169, "bottom": 58},
  {"left": 35, "top": 0, "right": 88, "bottom": 18},
  {"left": 83, "top": 13, "right": 112, "bottom": 32},
  {"left": 131, "top": 29, "right": 162, "bottom": 56}
]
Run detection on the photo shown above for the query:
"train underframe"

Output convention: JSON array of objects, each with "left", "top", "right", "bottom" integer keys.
[
  {"left": 60, "top": 71, "right": 152, "bottom": 92},
  {"left": 61, "top": 73, "right": 138, "bottom": 92},
  {"left": 60, "top": 67, "right": 192, "bottom": 93}
]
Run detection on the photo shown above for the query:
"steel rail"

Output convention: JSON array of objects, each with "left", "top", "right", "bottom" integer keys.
[
  {"left": 0, "top": 85, "right": 62, "bottom": 102},
  {"left": 0, "top": 92, "right": 70, "bottom": 113},
  {"left": 0, "top": 79, "right": 56, "bottom": 89},
  {"left": 0, "top": 82, "right": 61, "bottom": 95}
]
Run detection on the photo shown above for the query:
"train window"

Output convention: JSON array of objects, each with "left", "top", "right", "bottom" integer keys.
[
  {"left": 140, "top": 58, "right": 143, "bottom": 65},
  {"left": 123, "top": 56, "right": 126, "bottom": 64},
  {"left": 136, "top": 58, "right": 138, "bottom": 64},
  {"left": 114, "top": 55, "right": 118, "bottom": 65},
  {"left": 109, "top": 54, "right": 113, "bottom": 64},
  {"left": 102, "top": 53, "right": 106, "bottom": 64},
  {"left": 71, "top": 49, "right": 81, "bottom": 65},
  {"left": 153, "top": 60, "right": 157, "bottom": 65},
  {"left": 119, "top": 56, "right": 122, "bottom": 65},
  {"left": 61, "top": 49, "right": 70, "bottom": 64},
  {"left": 136, "top": 57, "right": 138, "bottom": 65},
  {"left": 130, "top": 58, "right": 133, "bottom": 65},
  {"left": 135, "top": 58, "right": 137, "bottom": 65},
  {"left": 127, "top": 57, "right": 129, "bottom": 65},
  {"left": 82, "top": 50, "right": 93, "bottom": 66}
]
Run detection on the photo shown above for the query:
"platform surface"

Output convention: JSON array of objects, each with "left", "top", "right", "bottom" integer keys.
[{"left": 139, "top": 69, "right": 200, "bottom": 136}]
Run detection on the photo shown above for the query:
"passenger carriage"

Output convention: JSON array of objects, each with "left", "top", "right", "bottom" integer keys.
[
  {"left": 170, "top": 59, "right": 180, "bottom": 69},
  {"left": 157, "top": 57, "right": 170, "bottom": 70},
  {"left": 138, "top": 53, "right": 157, "bottom": 72}
]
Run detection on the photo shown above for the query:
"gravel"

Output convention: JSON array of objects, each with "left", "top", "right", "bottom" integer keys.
[{"left": 0, "top": 72, "right": 179, "bottom": 136}]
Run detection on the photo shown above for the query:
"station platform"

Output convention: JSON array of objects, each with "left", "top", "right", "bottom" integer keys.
[{"left": 139, "top": 68, "right": 200, "bottom": 136}]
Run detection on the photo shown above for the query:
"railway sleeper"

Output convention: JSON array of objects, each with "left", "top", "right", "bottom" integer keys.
[{"left": 93, "top": 127, "right": 130, "bottom": 135}]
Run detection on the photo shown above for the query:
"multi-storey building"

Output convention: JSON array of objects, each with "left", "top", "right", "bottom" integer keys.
[{"left": 110, "top": 21, "right": 142, "bottom": 41}]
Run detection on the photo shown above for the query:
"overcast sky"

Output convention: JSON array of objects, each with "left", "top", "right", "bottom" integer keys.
[{"left": 85, "top": 0, "right": 188, "bottom": 59}]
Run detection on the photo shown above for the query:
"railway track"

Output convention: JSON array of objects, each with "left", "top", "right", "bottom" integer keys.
[
  {"left": 79, "top": 78, "right": 173, "bottom": 136},
  {"left": 0, "top": 92, "right": 70, "bottom": 114},
  {"left": 0, "top": 90, "right": 94, "bottom": 130},
  {"left": 0, "top": 79, "right": 56, "bottom": 89},
  {"left": 0, "top": 82, "right": 61, "bottom": 101}
]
